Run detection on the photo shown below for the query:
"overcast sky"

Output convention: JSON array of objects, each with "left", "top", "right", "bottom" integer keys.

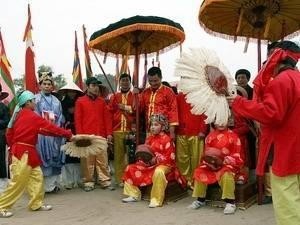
[{"left": 0, "top": 0, "right": 298, "bottom": 86}]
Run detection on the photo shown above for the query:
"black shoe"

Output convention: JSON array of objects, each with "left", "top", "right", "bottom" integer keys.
[{"left": 262, "top": 196, "right": 272, "bottom": 204}]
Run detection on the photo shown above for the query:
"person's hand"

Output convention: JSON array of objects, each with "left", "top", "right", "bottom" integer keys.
[
  {"left": 69, "top": 135, "right": 75, "bottom": 142},
  {"left": 198, "top": 132, "right": 205, "bottom": 139},
  {"left": 149, "top": 156, "right": 157, "bottom": 166},
  {"left": 107, "top": 135, "right": 113, "bottom": 144},
  {"left": 226, "top": 96, "right": 236, "bottom": 107},
  {"left": 227, "top": 86, "right": 237, "bottom": 107},
  {"left": 132, "top": 87, "right": 140, "bottom": 94},
  {"left": 169, "top": 126, "right": 176, "bottom": 141},
  {"left": 118, "top": 104, "right": 126, "bottom": 111},
  {"left": 223, "top": 156, "right": 235, "bottom": 165}
]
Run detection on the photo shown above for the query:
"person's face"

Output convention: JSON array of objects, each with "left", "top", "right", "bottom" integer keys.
[
  {"left": 148, "top": 74, "right": 161, "bottom": 90},
  {"left": 236, "top": 74, "right": 249, "bottom": 88},
  {"left": 40, "top": 80, "right": 53, "bottom": 94},
  {"left": 120, "top": 77, "right": 131, "bottom": 92},
  {"left": 215, "top": 124, "right": 228, "bottom": 131},
  {"left": 267, "top": 47, "right": 276, "bottom": 57},
  {"left": 26, "top": 99, "right": 36, "bottom": 110},
  {"left": 67, "top": 90, "right": 77, "bottom": 99},
  {"left": 87, "top": 83, "right": 100, "bottom": 96},
  {"left": 150, "top": 121, "right": 162, "bottom": 135}
]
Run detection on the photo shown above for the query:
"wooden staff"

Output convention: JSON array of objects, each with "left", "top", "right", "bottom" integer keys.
[{"left": 91, "top": 49, "right": 115, "bottom": 94}]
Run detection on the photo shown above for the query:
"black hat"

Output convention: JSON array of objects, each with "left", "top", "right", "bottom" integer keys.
[
  {"left": 0, "top": 83, "right": 9, "bottom": 101},
  {"left": 235, "top": 69, "right": 251, "bottom": 81},
  {"left": 86, "top": 77, "right": 102, "bottom": 86}
]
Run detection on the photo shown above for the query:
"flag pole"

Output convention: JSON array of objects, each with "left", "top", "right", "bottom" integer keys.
[
  {"left": 82, "top": 25, "right": 93, "bottom": 78},
  {"left": 23, "top": 4, "right": 38, "bottom": 93},
  {"left": 91, "top": 49, "right": 115, "bottom": 94}
]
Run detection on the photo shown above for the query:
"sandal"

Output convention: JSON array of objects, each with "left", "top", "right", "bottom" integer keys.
[{"left": 0, "top": 209, "right": 13, "bottom": 218}]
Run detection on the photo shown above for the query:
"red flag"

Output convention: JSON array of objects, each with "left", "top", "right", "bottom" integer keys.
[
  {"left": 23, "top": 4, "right": 38, "bottom": 93},
  {"left": 82, "top": 25, "right": 92, "bottom": 78},
  {"left": 0, "top": 30, "right": 17, "bottom": 113},
  {"left": 72, "top": 31, "right": 83, "bottom": 90}
]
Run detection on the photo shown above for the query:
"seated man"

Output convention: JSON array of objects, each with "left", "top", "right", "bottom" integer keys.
[
  {"left": 188, "top": 122, "right": 244, "bottom": 214},
  {"left": 122, "top": 114, "right": 185, "bottom": 208}
]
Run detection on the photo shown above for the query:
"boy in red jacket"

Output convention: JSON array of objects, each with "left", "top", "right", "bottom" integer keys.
[{"left": 0, "top": 90, "right": 72, "bottom": 218}]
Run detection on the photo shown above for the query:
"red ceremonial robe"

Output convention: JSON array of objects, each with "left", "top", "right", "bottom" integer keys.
[
  {"left": 108, "top": 91, "right": 134, "bottom": 132},
  {"left": 176, "top": 92, "right": 207, "bottom": 136},
  {"left": 140, "top": 85, "right": 178, "bottom": 129},
  {"left": 232, "top": 69, "right": 300, "bottom": 176},
  {"left": 122, "top": 133, "right": 185, "bottom": 187},
  {"left": 6, "top": 108, "right": 72, "bottom": 168},
  {"left": 193, "top": 129, "right": 243, "bottom": 184}
]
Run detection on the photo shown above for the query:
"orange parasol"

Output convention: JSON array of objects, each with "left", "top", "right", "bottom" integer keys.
[
  {"left": 199, "top": 0, "right": 300, "bottom": 70},
  {"left": 89, "top": 15, "right": 185, "bottom": 144}
]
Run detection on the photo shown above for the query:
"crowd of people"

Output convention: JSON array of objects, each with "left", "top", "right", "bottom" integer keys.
[{"left": 0, "top": 40, "right": 299, "bottom": 225}]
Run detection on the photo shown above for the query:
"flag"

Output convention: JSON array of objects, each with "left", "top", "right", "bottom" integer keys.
[
  {"left": 23, "top": 4, "right": 38, "bottom": 93},
  {"left": 82, "top": 25, "right": 92, "bottom": 78},
  {"left": 0, "top": 30, "right": 17, "bottom": 113},
  {"left": 72, "top": 31, "right": 83, "bottom": 90}
]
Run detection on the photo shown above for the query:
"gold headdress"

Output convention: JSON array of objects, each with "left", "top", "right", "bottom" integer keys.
[
  {"left": 38, "top": 71, "right": 53, "bottom": 84},
  {"left": 150, "top": 113, "right": 169, "bottom": 131}
]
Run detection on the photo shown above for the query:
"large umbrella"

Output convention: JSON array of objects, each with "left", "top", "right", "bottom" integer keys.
[
  {"left": 199, "top": 0, "right": 300, "bottom": 70},
  {"left": 89, "top": 15, "right": 185, "bottom": 144}
]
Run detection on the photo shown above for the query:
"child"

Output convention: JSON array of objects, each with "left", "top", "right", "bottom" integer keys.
[
  {"left": 188, "top": 123, "right": 243, "bottom": 214},
  {"left": 122, "top": 113, "right": 184, "bottom": 208},
  {"left": 0, "top": 91, "right": 72, "bottom": 218}
]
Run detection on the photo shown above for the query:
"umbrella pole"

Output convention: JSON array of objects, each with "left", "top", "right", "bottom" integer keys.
[
  {"left": 91, "top": 50, "right": 115, "bottom": 94},
  {"left": 257, "top": 39, "right": 262, "bottom": 72},
  {"left": 133, "top": 47, "right": 140, "bottom": 145}
]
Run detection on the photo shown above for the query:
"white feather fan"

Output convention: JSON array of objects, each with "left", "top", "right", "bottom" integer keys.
[{"left": 175, "top": 48, "right": 236, "bottom": 126}]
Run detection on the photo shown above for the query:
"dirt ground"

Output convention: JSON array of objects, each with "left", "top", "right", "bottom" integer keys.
[{"left": 1, "top": 186, "right": 275, "bottom": 225}]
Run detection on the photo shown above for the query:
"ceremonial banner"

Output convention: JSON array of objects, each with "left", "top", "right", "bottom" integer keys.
[{"left": 0, "top": 30, "right": 17, "bottom": 113}]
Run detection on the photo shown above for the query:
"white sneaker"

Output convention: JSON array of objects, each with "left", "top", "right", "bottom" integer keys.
[
  {"left": 0, "top": 209, "right": 13, "bottom": 218},
  {"left": 223, "top": 203, "right": 236, "bottom": 214},
  {"left": 35, "top": 205, "right": 53, "bottom": 211},
  {"left": 148, "top": 202, "right": 159, "bottom": 208},
  {"left": 122, "top": 196, "right": 139, "bottom": 203},
  {"left": 188, "top": 200, "right": 206, "bottom": 209}
]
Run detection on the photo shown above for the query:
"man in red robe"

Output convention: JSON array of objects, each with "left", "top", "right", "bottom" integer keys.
[
  {"left": 229, "top": 41, "right": 300, "bottom": 225},
  {"left": 108, "top": 73, "right": 135, "bottom": 187},
  {"left": 137, "top": 67, "right": 178, "bottom": 140}
]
